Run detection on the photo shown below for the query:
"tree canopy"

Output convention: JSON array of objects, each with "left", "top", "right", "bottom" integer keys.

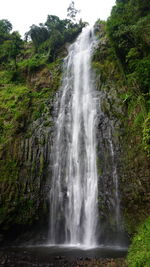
[
  {"left": 107, "top": 0, "right": 150, "bottom": 94},
  {"left": 0, "top": 20, "right": 22, "bottom": 69},
  {"left": 26, "top": 14, "right": 86, "bottom": 61},
  {"left": 0, "top": 8, "right": 87, "bottom": 69}
]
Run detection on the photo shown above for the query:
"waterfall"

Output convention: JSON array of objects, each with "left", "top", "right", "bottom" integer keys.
[
  {"left": 108, "top": 131, "right": 121, "bottom": 230},
  {"left": 49, "top": 27, "right": 98, "bottom": 247}
]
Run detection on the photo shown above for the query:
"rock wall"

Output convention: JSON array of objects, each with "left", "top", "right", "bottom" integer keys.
[
  {"left": 95, "top": 79, "right": 127, "bottom": 244},
  {"left": 93, "top": 23, "right": 150, "bottom": 237},
  {"left": 0, "top": 25, "right": 149, "bottom": 244},
  {"left": 120, "top": 128, "right": 150, "bottom": 234},
  {"left": 0, "top": 60, "right": 62, "bottom": 242},
  {"left": 0, "top": 103, "right": 53, "bottom": 239}
]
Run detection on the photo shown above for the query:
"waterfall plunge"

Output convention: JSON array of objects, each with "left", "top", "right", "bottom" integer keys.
[{"left": 49, "top": 27, "right": 98, "bottom": 247}]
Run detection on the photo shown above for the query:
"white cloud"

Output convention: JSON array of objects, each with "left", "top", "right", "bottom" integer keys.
[{"left": 0, "top": 0, "right": 115, "bottom": 37}]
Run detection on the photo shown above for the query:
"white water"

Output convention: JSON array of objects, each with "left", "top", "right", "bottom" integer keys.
[
  {"left": 108, "top": 131, "right": 121, "bottom": 229},
  {"left": 49, "top": 27, "right": 98, "bottom": 247}
]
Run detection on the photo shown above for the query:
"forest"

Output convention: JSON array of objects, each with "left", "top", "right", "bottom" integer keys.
[{"left": 0, "top": 0, "right": 150, "bottom": 266}]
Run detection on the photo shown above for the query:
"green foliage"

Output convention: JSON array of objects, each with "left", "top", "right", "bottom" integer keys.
[
  {"left": 26, "top": 14, "right": 86, "bottom": 62},
  {"left": 27, "top": 56, "right": 45, "bottom": 71},
  {"left": 103, "top": 0, "right": 150, "bottom": 163},
  {"left": 9, "top": 31, "right": 23, "bottom": 69},
  {"left": 143, "top": 113, "right": 150, "bottom": 157},
  {"left": 0, "top": 70, "right": 13, "bottom": 83},
  {"left": 19, "top": 54, "right": 46, "bottom": 72},
  {"left": 0, "top": 81, "right": 31, "bottom": 146},
  {"left": 0, "top": 54, "right": 62, "bottom": 147},
  {"left": 0, "top": 19, "right": 12, "bottom": 34},
  {"left": 0, "top": 20, "right": 23, "bottom": 69},
  {"left": 26, "top": 24, "right": 49, "bottom": 50},
  {"left": 0, "top": 159, "right": 19, "bottom": 182},
  {"left": 0, "top": 58, "right": 60, "bottom": 230},
  {"left": 92, "top": 24, "right": 124, "bottom": 85},
  {"left": 0, "top": 19, "right": 12, "bottom": 42},
  {"left": 0, "top": 14, "right": 86, "bottom": 70},
  {"left": 135, "top": 58, "right": 150, "bottom": 93},
  {"left": 0, "top": 14, "right": 83, "bottom": 232},
  {"left": 31, "top": 88, "right": 50, "bottom": 120},
  {"left": 107, "top": 0, "right": 150, "bottom": 94},
  {"left": 121, "top": 92, "right": 132, "bottom": 103},
  {"left": 127, "top": 217, "right": 150, "bottom": 267}
]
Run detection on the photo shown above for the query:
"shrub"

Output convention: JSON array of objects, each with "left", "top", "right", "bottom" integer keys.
[{"left": 127, "top": 217, "right": 150, "bottom": 267}]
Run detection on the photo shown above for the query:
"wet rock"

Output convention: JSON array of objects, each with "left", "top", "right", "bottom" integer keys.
[{"left": 54, "top": 255, "right": 63, "bottom": 260}]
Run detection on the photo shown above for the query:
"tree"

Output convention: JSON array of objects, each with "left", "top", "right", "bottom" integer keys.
[
  {"left": 45, "top": 15, "right": 64, "bottom": 32},
  {"left": 0, "top": 19, "right": 12, "bottom": 43},
  {"left": 0, "top": 31, "right": 22, "bottom": 69},
  {"left": 67, "top": 1, "right": 80, "bottom": 21},
  {"left": 48, "top": 30, "right": 64, "bottom": 61},
  {"left": 25, "top": 13, "right": 86, "bottom": 62},
  {"left": 107, "top": 0, "right": 150, "bottom": 93},
  {"left": 26, "top": 25, "right": 49, "bottom": 51},
  {"left": 0, "top": 19, "right": 12, "bottom": 34},
  {"left": 9, "top": 31, "right": 23, "bottom": 69}
]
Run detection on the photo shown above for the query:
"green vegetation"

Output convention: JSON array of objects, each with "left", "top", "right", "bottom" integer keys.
[
  {"left": 93, "top": 2, "right": 149, "bottom": 264},
  {"left": 0, "top": 0, "right": 149, "bottom": 257},
  {"left": 26, "top": 9, "right": 86, "bottom": 61},
  {"left": 0, "top": 3, "right": 86, "bottom": 149},
  {"left": 0, "top": 58, "right": 61, "bottom": 148},
  {"left": 106, "top": 0, "right": 150, "bottom": 156},
  {"left": 127, "top": 217, "right": 150, "bottom": 267},
  {"left": 143, "top": 113, "right": 150, "bottom": 157},
  {"left": 0, "top": 3, "right": 87, "bottom": 232},
  {"left": 0, "top": 20, "right": 23, "bottom": 70},
  {"left": 0, "top": 80, "right": 30, "bottom": 146},
  {"left": 93, "top": 2, "right": 150, "bottom": 265},
  {"left": 93, "top": 0, "right": 150, "bottom": 157}
]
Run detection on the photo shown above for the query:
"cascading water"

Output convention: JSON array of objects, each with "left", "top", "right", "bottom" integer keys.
[
  {"left": 108, "top": 131, "right": 121, "bottom": 229},
  {"left": 49, "top": 27, "right": 98, "bottom": 247}
]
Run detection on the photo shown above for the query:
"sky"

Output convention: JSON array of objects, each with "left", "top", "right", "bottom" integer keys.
[{"left": 0, "top": 0, "right": 116, "bottom": 37}]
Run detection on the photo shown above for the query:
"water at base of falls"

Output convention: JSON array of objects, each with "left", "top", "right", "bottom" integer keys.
[
  {"left": 49, "top": 27, "right": 98, "bottom": 247},
  {"left": 0, "top": 245, "right": 128, "bottom": 267}
]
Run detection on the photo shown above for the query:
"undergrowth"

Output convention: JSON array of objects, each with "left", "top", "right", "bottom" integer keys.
[{"left": 127, "top": 217, "right": 150, "bottom": 267}]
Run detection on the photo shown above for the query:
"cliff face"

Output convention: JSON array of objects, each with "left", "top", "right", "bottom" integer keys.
[
  {"left": 93, "top": 23, "right": 150, "bottom": 235},
  {"left": 0, "top": 59, "right": 62, "bottom": 240},
  {"left": 120, "top": 124, "right": 150, "bottom": 233},
  {"left": 0, "top": 25, "right": 149, "bottom": 245}
]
